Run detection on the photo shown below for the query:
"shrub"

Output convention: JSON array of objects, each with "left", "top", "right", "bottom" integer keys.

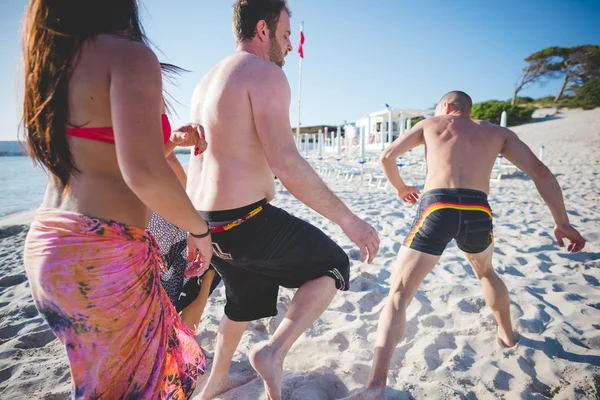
[
  {"left": 571, "top": 77, "right": 600, "bottom": 110},
  {"left": 513, "top": 96, "right": 535, "bottom": 105},
  {"left": 471, "top": 100, "right": 535, "bottom": 126},
  {"left": 534, "top": 96, "right": 556, "bottom": 107},
  {"left": 409, "top": 116, "right": 425, "bottom": 126}
]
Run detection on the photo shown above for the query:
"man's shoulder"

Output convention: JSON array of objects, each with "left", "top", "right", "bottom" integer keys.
[
  {"left": 470, "top": 120, "right": 514, "bottom": 145},
  {"left": 472, "top": 119, "right": 507, "bottom": 131},
  {"left": 472, "top": 119, "right": 494, "bottom": 127},
  {"left": 420, "top": 115, "right": 445, "bottom": 128},
  {"left": 210, "top": 53, "right": 287, "bottom": 86},
  {"left": 245, "top": 56, "right": 287, "bottom": 83}
]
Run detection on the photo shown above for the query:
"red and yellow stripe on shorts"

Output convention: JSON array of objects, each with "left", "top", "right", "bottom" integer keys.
[
  {"left": 405, "top": 202, "right": 493, "bottom": 248},
  {"left": 210, "top": 206, "right": 263, "bottom": 233}
]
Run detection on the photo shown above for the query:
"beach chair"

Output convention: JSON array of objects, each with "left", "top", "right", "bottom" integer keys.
[
  {"left": 367, "top": 173, "right": 385, "bottom": 188},
  {"left": 491, "top": 155, "right": 519, "bottom": 182}
]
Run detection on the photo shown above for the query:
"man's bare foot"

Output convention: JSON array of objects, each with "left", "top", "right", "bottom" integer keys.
[
  {"left": 199, "top": 376, "right": 230, "bottom": 400},
  {"left": 497, "top": 328, "right": 518, "bottom": 348},
  {"left": 249, "top": 343, "right": 283, "bottom": 400},
  {"left": 340, "top": 386, "right": 387, "bottom": 400}
]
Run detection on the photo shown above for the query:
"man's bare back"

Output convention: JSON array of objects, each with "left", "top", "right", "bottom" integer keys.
[
  {"left": 420, "top": 115, "right": 508, "bottom": 194},
  {"left": 187, "top": 52, "right": 278, "bottom": 211}
]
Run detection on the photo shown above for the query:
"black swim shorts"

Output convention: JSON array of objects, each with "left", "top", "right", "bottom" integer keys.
[
  {"left": 404, "top": 188, "right": 494, "bottom": 256},
  {"left": 199, "top": 199, "right": 350, "bottom": 322}
]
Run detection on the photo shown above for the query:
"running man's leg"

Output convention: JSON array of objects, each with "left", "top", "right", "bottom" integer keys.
[
  {"left": 345, "top": 247, "right": 440, "bottom": 400},
  {"left": 181, "top": 269, "right": 217, "bottom": 331},
  {"left": 369, "top": 247, "right": 440, "bottom": 390},
  {"left": 199, "top": 316, "right": 248, "bottom": 400},
  {"left": 250, "top": 275, "right": 337, "bottom": 400},
  {"left": 463, "top": 243, "right": 516, "bottom": 347}
]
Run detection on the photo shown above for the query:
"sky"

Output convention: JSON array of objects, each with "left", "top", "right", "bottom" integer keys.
[{"left": 0, "top": 0, "right": 599, "bottom": 141}]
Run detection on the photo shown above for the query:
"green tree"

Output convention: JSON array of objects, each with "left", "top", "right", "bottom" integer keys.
[
  {"left": 571, "top": 77, "right": 600, "bottom": 109},
  {"left": 513, "top": 45, "right": 600, "bottom": 104},
  {"left": 511, "top": 54, "right": 559, "bottom": 105},
  {"left": 472, "top": 100, "right": 534, "bottom": 126},
  {"left": 552, "top": 45, "right": 600, "bottom": 102}
]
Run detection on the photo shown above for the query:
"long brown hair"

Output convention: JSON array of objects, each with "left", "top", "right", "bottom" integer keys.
[{"left": 22, "top": 0, "right": 183, "bottom": 186}]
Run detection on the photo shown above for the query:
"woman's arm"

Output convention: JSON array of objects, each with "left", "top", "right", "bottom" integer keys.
[{"left": 108, "top": 40, "right": 212, "bottom": 272}]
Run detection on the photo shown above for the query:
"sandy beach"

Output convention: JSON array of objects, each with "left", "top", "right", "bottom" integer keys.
[{"left": 0, "top": 109, "right": 599, "bottom": 399}]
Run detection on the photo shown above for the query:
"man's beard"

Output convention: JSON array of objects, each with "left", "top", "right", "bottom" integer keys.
[{"left": 268, "top": 35, "right": 285, "bottom": 68}]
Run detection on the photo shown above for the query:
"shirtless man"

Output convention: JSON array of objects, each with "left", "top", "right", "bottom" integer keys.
[
  {"left": 186, "top": 1, "right": 380, "bottom": 399},
  {"left": 346, "top": 91, "right": 586, "bottom": 399}
]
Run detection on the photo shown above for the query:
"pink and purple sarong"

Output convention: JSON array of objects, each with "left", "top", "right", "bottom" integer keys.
[{"left": 24, "top": 209, "right": 205, "bottom": 399}]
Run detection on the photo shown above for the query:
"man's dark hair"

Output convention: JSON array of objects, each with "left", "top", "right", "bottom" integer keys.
[{"left": 232, "top": 0, "right": 291, "bottom": 42}]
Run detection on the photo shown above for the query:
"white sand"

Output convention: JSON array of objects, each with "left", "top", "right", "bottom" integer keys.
[{"left": 1, "top": 109, "right": 599, "bottom": 399}]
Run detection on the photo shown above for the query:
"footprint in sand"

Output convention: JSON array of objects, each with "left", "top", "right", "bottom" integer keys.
[
  {"left": 552, "top": 283, "right": 565, "bottom": 292},
  {"left": 0, "top": 364, "right": 16, "bottom": 384},
  {"left": 348, "top": 249, "right": 361, "bottom": 261},
  {"left": 21, "top": 304, "right": 39, "bottom": 319},
  {"left": 515, "top": 257, "right": 528, "bottom": 266},
  {"left": 14, "top": 329, "right": 56, "bottom": 349},
  {"left": 0, "top": 273, "right": 27, "bottom": 288},
  {"left": 451, "top": 344, "right": 476, "bottom": 372},
  {"left": 357, "top": 292, "right": 385, "bottom": 314},
  {"left": 492, "top": 369, "right": 515, "bottom": 391},
  {"left": 423, "top": 332, "right": 457, "bottom": 370},
  {"left": 583, "top": 274, "right": 600, "bottom": 287},
  {"left": 0, "top": 225, "right": 27, "bottom": 239},
  {"left": 518, "top": 319, "right": 546, "bottom": 334},
  {"left": 457, "top": 297, "right": 486, "bottom": 314},
  {"left": 587, "top": 302, "right": 600, "bottom": 311},
  {"left": 587, "top": 336, "right": 600, "bottom": 349},
  {"left": 421, "top": 315, "right": 445, "bottom": 329},
  {"left": 332, "top": 332, "right": 350, "bottom": 351},
  {"left": 565, "top": 293, "right": 586, "bottom": 302}
]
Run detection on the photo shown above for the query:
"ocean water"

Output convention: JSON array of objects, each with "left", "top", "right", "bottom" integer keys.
[
  {"left": 0, "top": 156, "right": 47, "bottom": 218},
  {"left": 0, "top": 154, "right": 191, "bottom": 218}
]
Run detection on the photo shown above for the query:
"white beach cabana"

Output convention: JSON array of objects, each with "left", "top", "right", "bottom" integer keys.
[{"left": 354, "top": 108, "right": 432, "bottom": 152}]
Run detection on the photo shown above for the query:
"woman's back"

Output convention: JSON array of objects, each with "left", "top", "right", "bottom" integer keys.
[{"left": 44, "top": 35, "right": 161, "bottom": 228}]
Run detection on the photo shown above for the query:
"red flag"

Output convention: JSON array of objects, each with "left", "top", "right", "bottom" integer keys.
[{"left": 298, "top": 29, "right": 305, "bottom": 59}]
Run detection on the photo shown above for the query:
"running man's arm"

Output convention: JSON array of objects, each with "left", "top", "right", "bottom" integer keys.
[
  {"left": 500, "top": 128, "right": 585, "bottom": 252},
  {"left": 379, "top": 121, "right": 425, "bottom": 203},
  {"left": 250, "top": 65, "right": 353, "bottom": 225},
  {"left": 250, "top": 65, "right": 379, "bottom": 262}
]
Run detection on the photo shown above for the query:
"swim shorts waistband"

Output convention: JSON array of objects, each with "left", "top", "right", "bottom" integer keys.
[
  {"left": 420, "top": 188, "right": 488, "bottom": 200},
  {"left": 199, "top": 199, "right": 267, "bottom": 232}
]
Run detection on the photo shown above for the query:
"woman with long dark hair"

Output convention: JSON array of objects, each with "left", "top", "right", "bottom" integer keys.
[{"left": 21, "top": 0, "right": 212, "bottom": 397}]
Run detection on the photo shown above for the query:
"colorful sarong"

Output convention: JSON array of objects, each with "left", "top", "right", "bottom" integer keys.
[{"left": 23, "top": 209, "right": 205, "bottom": 399}]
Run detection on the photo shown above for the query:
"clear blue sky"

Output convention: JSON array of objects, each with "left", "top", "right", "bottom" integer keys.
[{"left": 1, "top": 0, "right": 599, "bottom": 140}]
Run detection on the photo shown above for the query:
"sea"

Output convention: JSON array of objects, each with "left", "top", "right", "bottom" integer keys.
[{"left": 0, "top": 142, "right": 191, "bottom": 218}]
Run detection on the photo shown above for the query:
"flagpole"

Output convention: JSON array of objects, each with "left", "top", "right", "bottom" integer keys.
[{"left": 296, "top": 22, "right": 304, "bottom": 150}]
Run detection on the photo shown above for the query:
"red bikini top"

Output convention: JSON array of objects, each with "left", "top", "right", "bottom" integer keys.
[{"left": 65, "top": 114, "right": 171, "bottom": 145}]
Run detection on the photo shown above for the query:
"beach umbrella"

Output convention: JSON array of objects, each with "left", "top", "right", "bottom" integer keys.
[
  {"left": 336, "top": 126, "right": 342, "bottom": 158},
  {"left": 388, "top": 110, "right": 393, "bottom": 144},
  {"left": 303, "top": 133, "right": 309, "bottom": 157},
  {"left": 318, "top": 130, "right": 323, "bottom": 159},
  {"left": 359, "top": 125, "right": 365, "bottom": 160},
  {"left": 500, "top": 111, "right": 507, "bottom": 127}
]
